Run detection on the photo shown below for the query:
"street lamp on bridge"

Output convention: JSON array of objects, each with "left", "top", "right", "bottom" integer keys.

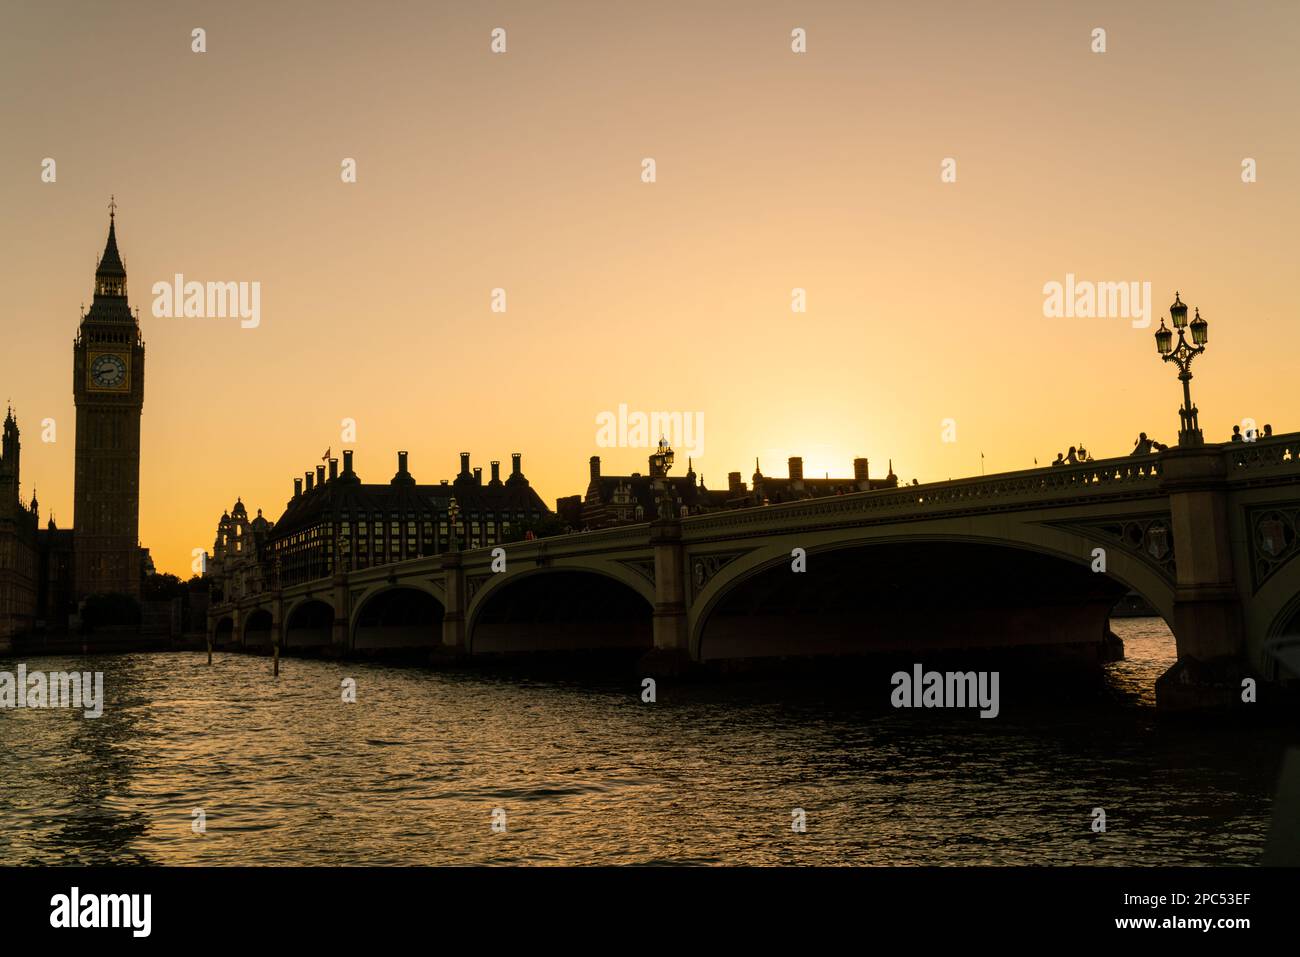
[
  {"left": 649, "top": 436, "right": 675, "bottom": 519},
  {"left": 447, "top": 496, "right": 461, "bottom": 552},
  {"left": 1154, "top": 292, "right": 1210, "bottom": 447}
]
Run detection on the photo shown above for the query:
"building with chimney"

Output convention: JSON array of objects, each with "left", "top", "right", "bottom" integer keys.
[
  {"left": 578, "top": 445, "right": 731, "bottom": 529},
  {"left": 570, "top": 450, "right": 900, "bottom": 529},
  {"left": 733, "top": 455, "right": 898, "bottom": 506},
  {"left": 206, "top": 449, "right": 552, "bottom": 591}
]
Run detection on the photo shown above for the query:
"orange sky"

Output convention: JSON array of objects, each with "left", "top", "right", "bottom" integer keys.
[{"left": 2, "top": 0, "right": 1298, "bottom": 575}]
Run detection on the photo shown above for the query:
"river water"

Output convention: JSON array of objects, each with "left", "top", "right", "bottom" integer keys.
[{"left": 0, "top": 618, "right": 1289, "bottom": 865}]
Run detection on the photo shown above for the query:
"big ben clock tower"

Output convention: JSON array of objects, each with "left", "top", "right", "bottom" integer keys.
[{"left": 73, "top": 199, "right": 145, "bottom": 599}]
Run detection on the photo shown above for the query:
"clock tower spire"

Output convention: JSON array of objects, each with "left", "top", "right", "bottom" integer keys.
[{"left": 73, "top": 200, "right": 145, "bottom": 600}]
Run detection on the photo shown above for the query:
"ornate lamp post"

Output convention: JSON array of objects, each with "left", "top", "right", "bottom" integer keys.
[
  {"left": 649, "top": 435, "right": 675, "bottom": 475},
  {"left": 649, "top": 436, "right": 675, "bottom": 518},
  {"left": 1154, "top": 292, "right": 1210, "bottom": 447},
  {"left": 447, "top": 496, "right": 461, "bottom": 551},
  {"left": 337, "top": 526, "right": 351, "bottom": 573}
]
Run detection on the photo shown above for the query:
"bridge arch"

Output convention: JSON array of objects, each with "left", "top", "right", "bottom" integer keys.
[
  {"left": 1261, "top": 557, "right": 1300, "bottom": 639},
  {"left": 242, "top": 607, "right": 274, "bottom": 650},
  {"left": 1257, "top": 555, "right": 1300, "bottom": 681},
  {"left": 213, "top": 615, "right": 235, "bottom": 649},
  {"left": 284, "top": 598, "right": 336, "bottom": 651},
  {"left": 689, "top": 524, "right": 1175, "bottom": 662},
  {"left": 349, "top": 578, "right": 447, "bottom": 617},
  {"left": 350, "top": 585, "right": 445, "bottom": 653},
  {"left": 466, "top": 565, "right": 654, "bottom": 655}
]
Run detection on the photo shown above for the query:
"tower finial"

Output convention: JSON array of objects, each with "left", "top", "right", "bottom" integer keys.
[{"left": 108, "top": 194, "right": 117, "bottom": 221}]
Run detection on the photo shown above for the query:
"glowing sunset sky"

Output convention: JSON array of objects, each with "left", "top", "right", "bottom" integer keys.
[{"left": 1, "top": 0, "right": 1297, "bottom": 575}]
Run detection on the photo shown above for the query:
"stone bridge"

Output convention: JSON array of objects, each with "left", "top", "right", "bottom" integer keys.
[{"left": 209, "top": 435, "right": 1300, "bottom": 710}]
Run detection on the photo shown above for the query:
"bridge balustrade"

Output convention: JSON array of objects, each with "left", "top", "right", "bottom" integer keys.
[{"left": 1225, "top": 431, "right": 1300, "bottom": 476}]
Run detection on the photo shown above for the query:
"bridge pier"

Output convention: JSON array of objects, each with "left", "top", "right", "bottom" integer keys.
[
  {"left": 330, "top": 570, "right": 350, "bottom": 656},
  {"left": 432, "top": 550, "right": 468, "bottom": 665},
  {"left": 1156, "top": 447, "right": 1249, "bottom": 712},
  {"left": 641, "top": 518, "right": 695, "bottom": 675},
  {"left": 271, "top": 591, "right": 284, "bottom": 675}
]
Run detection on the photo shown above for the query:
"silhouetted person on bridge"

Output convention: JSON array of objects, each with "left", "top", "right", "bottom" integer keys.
[
  {"left": 1265, "top": 424, "right": 1274, "bottom": 437},
  {"left": 1066, "top": 446, "right": 1080, "bottom": 464},
  {"left": 1231, "top": 425, "right": 1244, "bottom": 443},
  {"left": 1051, "top": 452, "right": 1064, "bottom": 467}
]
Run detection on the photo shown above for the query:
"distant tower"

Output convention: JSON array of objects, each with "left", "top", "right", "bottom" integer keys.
[
  {"left": 1, "top": 406, "right": 19, "bottom": 499},
  {"left": 73, "top": 199, "right": 145, "bottom": 599}
]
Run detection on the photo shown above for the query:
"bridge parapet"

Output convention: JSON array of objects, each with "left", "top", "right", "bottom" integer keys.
[
  {"left": 1224, "top": 431, "right": 1300, "bottom": 482},
  {"left": 680, "top": 454, "right": 1165, "bottom": 540}
]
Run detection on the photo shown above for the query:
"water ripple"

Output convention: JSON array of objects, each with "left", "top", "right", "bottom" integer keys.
[{"left": 0, "top": 620, "right": 1288, "bottom": 865}]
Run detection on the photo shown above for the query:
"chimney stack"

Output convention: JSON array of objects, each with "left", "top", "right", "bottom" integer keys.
[
  {"left": 305, "top": 471, "right": 314, "bottom": 491},
  {"left": 788, "top": 456, "right": 804, "bottom": 482},
  {"left": 328, "top": 458, "right": 338, "bottom": 482},
  {"left": 511, "top": 452, "right": 521, "bottom": 476},
  {"left": 343, "top": 449, "right": 354, "bottom": 475},
  {"left": 316, "top": 464, "right": 326, "bottom": 486},
  {"left": 490, "top": 460, "right": 501, "bottom": 485},
  {"left": 459, "top": 452, "right": 471, "bottom": 477},
  {"left": 294, "top": 477, "right": 303, "bottom": 498},
  {"left": 391, "top": 450, "right": 416, "bottom": 486},
  {"left": 728, "top": 471, "right": 744, "bottom": 494},
  {"left": 473, "top": 466, "right": 482, "bottom": 485},
  {"left": 590, "top": 455, "right": 601, "bottom": 483},
  {"left": 854, "top": 457, "right": 870, "bottom": 484}
]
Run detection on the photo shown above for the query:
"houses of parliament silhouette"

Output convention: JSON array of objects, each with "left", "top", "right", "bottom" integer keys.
[
  {"left": 0, "top": 203, "right": 146, "bottom": 644},
  {"left": 0, "top": 203, "right": 895, "bottom": 644}
]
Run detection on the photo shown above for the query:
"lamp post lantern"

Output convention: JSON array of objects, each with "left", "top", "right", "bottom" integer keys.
[
  {"left": 337, "top": 526, "right": 351, "bottom": 573},
  {"left": 649, "top": 436, "right": 676, "bottom": 518},
  {"left": 1154, "top": 292, "right": 1210, "bottom": 447},
  {"left": 447, "top": 496, "right": 461, "bottom": 552}
]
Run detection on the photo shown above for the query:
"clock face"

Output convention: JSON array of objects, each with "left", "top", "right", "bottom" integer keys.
[{"left": 89, "top": 353, "right": 128, "bottom": 390}]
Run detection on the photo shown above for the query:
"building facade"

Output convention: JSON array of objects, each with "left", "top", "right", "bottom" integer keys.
[
  {"left": 208, "top": 499, "right": 274, "bottom": 604},
  {"left": 735, "top": 455, "right": 898, "bottom": 506},
  {"left": 579, "top": 449, "right": 731, "bottom": 529},
  {"left": 572, "top": 449, "right": 899, "bottom": 529},
  {"left": 0, "top": 409, "right": 40, "bottom": 644},
  {"left": 206, "top": 449, "right": 551, "bottom": 593}
]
